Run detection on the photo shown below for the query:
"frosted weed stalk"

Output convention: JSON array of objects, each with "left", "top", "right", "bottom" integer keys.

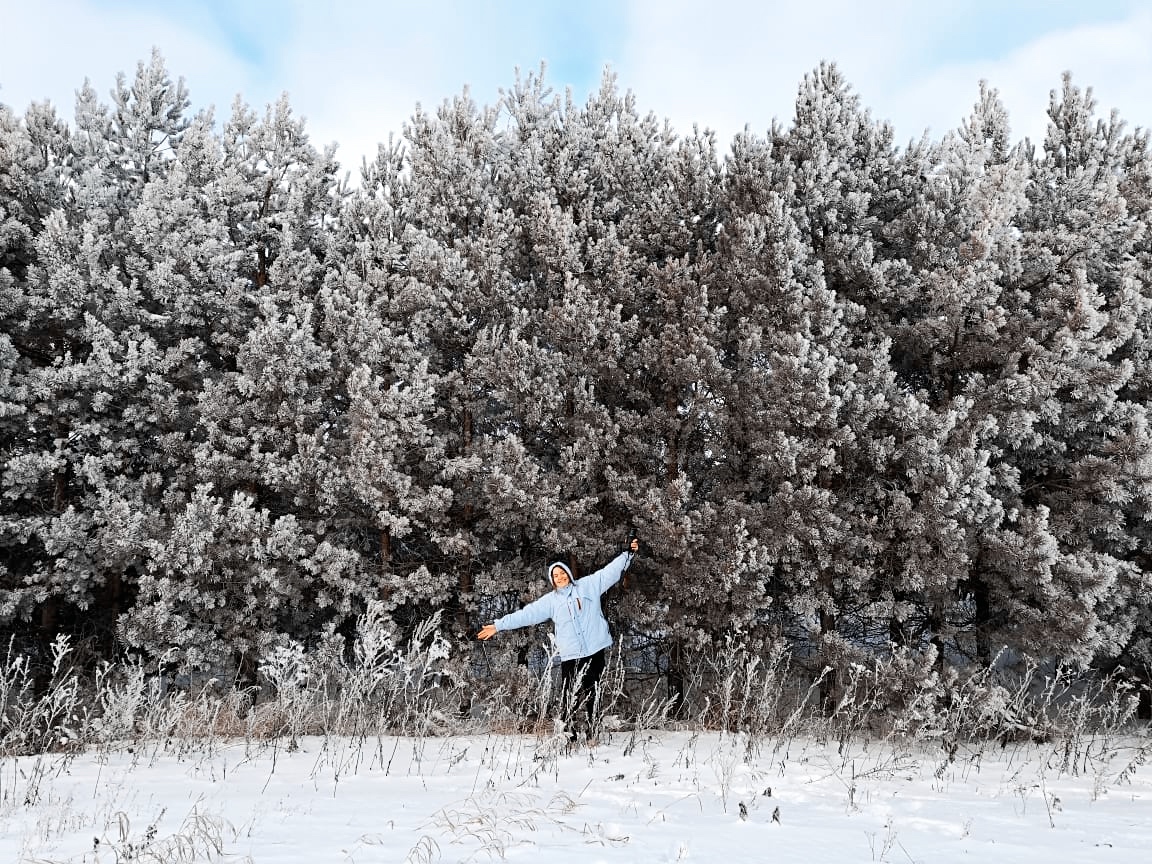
[
  {"left": 3, "top": 607, "right": 471, "bottom": 790},
  {"left": 920, "top": 657, "right": 1150, "bottom": 788},
  {"left": 3, "top": 619, "right": 1148, "bottom": 793},
  {"left": 256, "top": 606, "right": 477, "bottom": 781},
  {"left": 424, "top": 787, "right": 605, "bottom": 860},
  {"left": 256, "top": 606, "right": 462, "bottom": 744},
  {"left": 82, "top": 806, "right": 251, "bottom": 864},
  {"left": 1, "top": 635, "right": 84, "bottom": 758}
]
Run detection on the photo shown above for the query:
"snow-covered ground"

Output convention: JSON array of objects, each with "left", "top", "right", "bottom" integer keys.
[{"left": 2, "top": 730, "right": 1149, "bottom": 862}]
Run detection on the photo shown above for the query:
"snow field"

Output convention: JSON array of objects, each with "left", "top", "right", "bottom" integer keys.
[{"left": 3, "top": 731, "right": 1149, "bottom": 863}]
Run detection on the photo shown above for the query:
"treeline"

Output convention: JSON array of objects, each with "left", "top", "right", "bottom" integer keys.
[{"left": 2, "top": 52, "right": 1151, "bottom": 696}]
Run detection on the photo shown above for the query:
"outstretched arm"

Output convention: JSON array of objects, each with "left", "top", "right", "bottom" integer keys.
[
  {"left": 477, "top": 593, "right": 553, "bottom": 640},
  {"left": 586, "top": 536, "right": 640, "bottom": 596}
]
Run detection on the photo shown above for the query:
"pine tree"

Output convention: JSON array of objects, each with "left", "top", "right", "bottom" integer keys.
[
  {"left": 873, "top": 83, "right": 1029, "bottom": 663},
  {"left": 317, "top": 208, "right": 459, "bottom": 633},
  {"left": 0, "top": 69, "right": 193, "bottom": 657},
  {"left": 387, "top": 85, "right": 511, "bottom": 631},
  {"left": 121, "top": 91, "right": 346, "bottom": 668},
  {"left": 715, "top": 68, "right": 1020, "bottom": 701},
  {"left": 987, "top": 75, "right": 1152, "bottom": 663}
]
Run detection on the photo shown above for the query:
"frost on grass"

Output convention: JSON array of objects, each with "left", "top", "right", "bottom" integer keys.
[
  {"left": 3, "top": 730, "right": 1151, "bottom": 863},
  {"left": 2, "top": 623, "right": 1150, "bottom": 861}
]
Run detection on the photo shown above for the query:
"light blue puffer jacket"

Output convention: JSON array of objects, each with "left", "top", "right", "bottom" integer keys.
[{"left": 494, "top": 551, "right": 633, "bottom": 660}]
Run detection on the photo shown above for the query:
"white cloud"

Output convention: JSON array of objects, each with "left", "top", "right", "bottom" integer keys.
[
  {"left": 613, "top": 0, "right": 1152, "bottom": 150},
  {"left": 887, "top": 8, "right": 1152, "bottom": 146},
  {"left": 0, "top": 1, "right": 556, "bottom": 177},
  {"left": 4, "top": 0, "right": 1150, "bottom": 179},
  {"left": 0, "top": 0, "right": 256, "bottom": 122},
  {"left": 614, "top": 0, "right": 930, "bottom": 141},
  {"left": 236, "top": 1, "right": 589, "bottom": 177}
]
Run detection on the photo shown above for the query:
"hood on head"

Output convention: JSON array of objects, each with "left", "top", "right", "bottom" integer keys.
[{"left": 547, "top": 561, "right": 574, "bottom": 587}]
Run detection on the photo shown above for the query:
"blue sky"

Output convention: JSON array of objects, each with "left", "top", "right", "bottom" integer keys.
[{"left": 2, "top": 1, "right": 1149, "bottom": 178}]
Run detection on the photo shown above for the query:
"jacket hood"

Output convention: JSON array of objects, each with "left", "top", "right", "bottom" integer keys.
[{"left": 547, "top": 561, "right": 574, "bottom": 587}]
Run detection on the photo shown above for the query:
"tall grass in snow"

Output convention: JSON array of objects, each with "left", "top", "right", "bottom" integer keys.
[{"left": 1, "top": 613, "right": 1148, "bottom": 790}]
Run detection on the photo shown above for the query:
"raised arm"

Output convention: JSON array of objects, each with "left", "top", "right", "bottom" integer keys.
[{"left": 586, "top": 536, "right": 640, "bottom": 596}]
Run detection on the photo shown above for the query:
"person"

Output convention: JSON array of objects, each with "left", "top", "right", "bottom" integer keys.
[{"left": 478, "top": 534, "right": 640, "bottom": 741}]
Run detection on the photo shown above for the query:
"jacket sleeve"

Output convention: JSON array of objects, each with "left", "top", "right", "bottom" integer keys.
[
  {"left": 585, "top": 550, "right": 633, "bottom": 597},
  {"left": 495, "top": 594, "right": 554, "bottom": 632}
]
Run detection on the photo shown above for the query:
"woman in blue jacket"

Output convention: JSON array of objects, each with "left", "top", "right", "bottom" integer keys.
[{"left": 478, "top": 536, "right": 639, "bottom": 737}]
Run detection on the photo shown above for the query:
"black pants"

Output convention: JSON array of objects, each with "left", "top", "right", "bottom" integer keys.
[{"left": 559, "top": 648, "right": 607, "bottom": 735}]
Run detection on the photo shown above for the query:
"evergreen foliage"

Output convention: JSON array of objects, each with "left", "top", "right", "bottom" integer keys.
[{"left": 2, "top": 54, "right": 1151, "bottom": 708}]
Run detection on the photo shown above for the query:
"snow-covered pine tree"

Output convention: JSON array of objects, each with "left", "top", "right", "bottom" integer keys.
[
  {"left": 511, "top": 74, "right": 731, "bottom": 692},
  {"left": 871, "top": 84, "right": 1030, "bottom": 664},
  {"left": 0, "top": 55, "right": 201, "bottom": 663},
  {"left": 987, "top": 75, "right": 1152, "bottom": 665},
  {"left": 716, "top": 67, "right": 1013, "bottom": 707},
  {"left": 121, "top": 91, "right": 347, "bottom": 669},
  {"left": 383, "top": 86, "right": 513, "bottom": 633},
  {"left": 1105, "top": 115, "right": 1152, "bottom": 712},
  {"left": 877, "top": 76, "right": 1152, "bottom": 671},
  {"left": 726, "top": 67, "right": 903, "bottom": 688},
  {"left": 107, "top": 48, "right": 191, "bottom": 199},
  {"left": 474, "top": 71, "right": 728, "bottom": 646},
  {"left": 714, "top": 157, "right": 908, "bottom": 703},
  {"left": 316, "top": 136, "right": 461, "bottom": 635},
  {"left": 0, "top": 100, "right": 75, "bottom": 648}
]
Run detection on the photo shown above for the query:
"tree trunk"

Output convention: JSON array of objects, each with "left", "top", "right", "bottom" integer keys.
[
  {"left": 34, "top": 599, "right": 59, "bottom": 695},
  {"left": 666, "top": 637, "right": 686, "bottom": 715},
  {"left": 665, "top": 394, "right": 680, "bottom": 485},
  {"left": 972, "top": 577, "right": 992, "bottom": 665},
  {"left": 53, "top": 422, "right": 70, "bottom": 513},
  {"left": 819, "top": 606, "right": 839, "bottom": 715},
  {"left": 928, "top": 610, "right": 947, "bottom": 671},
  {"left": 457, "top": 406, "right": 474, "bottom": 629},
  {"left": 378, "top": 527, "right": 393, "bottom": 604},
  {"left": 888, "top": 614, "right": 907, "bottom": 648}
]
